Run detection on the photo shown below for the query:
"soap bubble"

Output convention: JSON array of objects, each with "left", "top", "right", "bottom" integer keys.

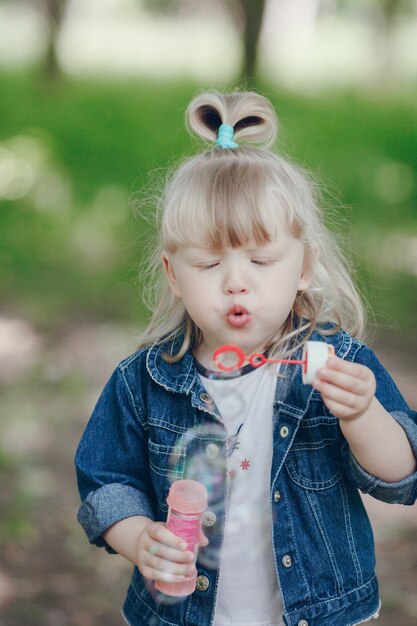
[
  {"left": 167, "top": 422, "right": 228, "bottom": 571},
  {"left": 169, "top": 422, "right": 227, "bottom": 505}
]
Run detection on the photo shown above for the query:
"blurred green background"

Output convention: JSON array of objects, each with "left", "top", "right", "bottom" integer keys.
[
  {"left": 2, "top": 75, "right": 417, "bottom": 332},
  {"left": 0, "top": 1, "right": 416, "bottom": 625}
]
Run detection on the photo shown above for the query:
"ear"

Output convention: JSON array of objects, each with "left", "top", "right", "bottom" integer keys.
[
  {"left": 298, "top": 245, "right": 319, "bottom": 292},
  {"left": 162, "top": 252, "right": 182, "bottom": 298}
]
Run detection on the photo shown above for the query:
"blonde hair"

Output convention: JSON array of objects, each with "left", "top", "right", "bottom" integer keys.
[{"left": 138, "top": 91, "right": 366, "bottom": 360}]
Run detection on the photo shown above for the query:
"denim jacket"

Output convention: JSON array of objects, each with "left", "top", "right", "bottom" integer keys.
[{"left": 75, "top": 328, "right": 417, "bottom": 626}]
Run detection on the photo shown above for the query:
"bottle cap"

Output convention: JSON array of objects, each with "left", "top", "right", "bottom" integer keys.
[
  {"left": 167, "top": 480, "right": 208, "bottom": 514},
  {"left": 302, "top": 341, "right": 335, "bottom": 384}
]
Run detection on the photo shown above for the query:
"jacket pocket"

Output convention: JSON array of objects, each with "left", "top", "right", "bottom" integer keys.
[
  {"left": 285, "top": 415, "right": 343, "bottom": 490},
  {"left": 148, "top": 440, "right": 187, "bottom": 511},
  {"left": 148, "top": 440, "right": 186, "bottom": 478}
]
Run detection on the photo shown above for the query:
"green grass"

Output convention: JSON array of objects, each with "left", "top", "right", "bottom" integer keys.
[{"left": 0, "top": 70, "right": 416, "bottom": 332}]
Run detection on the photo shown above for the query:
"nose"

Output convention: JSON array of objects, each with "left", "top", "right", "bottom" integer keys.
[
  {"left": 226, "top": 284, "right": 247, "bottom": 294},
  {"left": 224, "top": 263, "right": 248, "bottom": 294}
]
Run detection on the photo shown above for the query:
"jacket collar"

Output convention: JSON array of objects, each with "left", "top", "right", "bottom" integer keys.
[{"left": 146, "top": 333, "right": 197, "bottom": 395}]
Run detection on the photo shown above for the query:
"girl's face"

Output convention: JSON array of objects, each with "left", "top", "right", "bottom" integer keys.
[{"left": 163, "top": 216, "right": 311, "bottom": 368}]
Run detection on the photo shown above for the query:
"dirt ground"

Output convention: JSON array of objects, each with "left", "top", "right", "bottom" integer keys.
[{"left": 0, "top": 321, "right": 416, "bottom": 626}]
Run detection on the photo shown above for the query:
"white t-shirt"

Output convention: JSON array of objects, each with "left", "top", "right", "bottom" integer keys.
[{"left": 197, "top": 361, "right": 284, "bottom": 626}]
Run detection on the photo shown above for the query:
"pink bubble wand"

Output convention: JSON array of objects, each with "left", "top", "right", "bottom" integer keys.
[{"left": 212, "top": 342, "right": 335, "bottom": 384}]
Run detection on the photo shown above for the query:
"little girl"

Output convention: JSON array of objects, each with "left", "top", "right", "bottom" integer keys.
[{"left": 75, "top": 91, "right": 417, "bottom": 626}]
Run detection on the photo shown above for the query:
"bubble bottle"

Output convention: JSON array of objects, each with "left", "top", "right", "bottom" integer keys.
[{"left": 156, "top": 479, "right": 208, "bottom": 597}]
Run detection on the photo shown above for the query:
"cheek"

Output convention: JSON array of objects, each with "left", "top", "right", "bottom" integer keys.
[
  {"left": 179, "top": 280, "right": 213, "bottom": 312},
  {"left": 173, "top": 270, "right": 203, "bottom": 299},
  {"left": 264, "top": 272, "right": 300, "bottom": 310},
  {"left": 182, "top": 295, "right": 214, "bottom": 330}
]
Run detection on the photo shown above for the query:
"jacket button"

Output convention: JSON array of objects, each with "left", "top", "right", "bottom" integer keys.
[
  {"left": 282, "top": 554, "right": 292, "bottom": 568},
  {"left": 205, "top": 443, "right": 219, "bottom": 459},
  {"left": 280, "top": 425, "right": 289, "bottom": 438},
  {"left": 298, "top": 621, "right": 308, "bottom": 626},
  {"left": 196, "top": 574, "right": 210, "bottom": 591},
  {"left": 200, "top": 392, "right": 213, "bottom": 404},
  {"left": 203, "top": 510, "right": 217, "bottom": 527},
  {"left": 273, "top": 490, "right": 281, "bottom": 503}
]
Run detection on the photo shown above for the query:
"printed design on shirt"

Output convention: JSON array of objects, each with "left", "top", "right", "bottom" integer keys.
[
  {"left": 228, "top": 458, "right": 251, "bottom": 479},
  {"left": 240, "top": 458, "right": 250, "bottom": 471},
  {"left": 227, "top": 423, "right": 244, "bottom": 457},
  {"left": 227, "top": 423, "right": 251, "bottom": 478}
]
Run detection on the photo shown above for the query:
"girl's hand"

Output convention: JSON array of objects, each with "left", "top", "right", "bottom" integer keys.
[
  {"left": 199, "top": 527, "right": 209, "bottom": 548},
  {"left": 312, "top": 356, "right": 376, "bottom": 421},
  {"left": 136, "top": 521, "right": 208, "bottom": 584}
]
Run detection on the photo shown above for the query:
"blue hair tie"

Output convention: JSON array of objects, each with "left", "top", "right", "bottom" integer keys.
[{"left": 215, "top": 123, "right": 238, "bottom": 149}]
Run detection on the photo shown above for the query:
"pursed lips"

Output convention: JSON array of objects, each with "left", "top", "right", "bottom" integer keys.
[{"left": 226, "top": 304, "right": 251, "bottom": 328}]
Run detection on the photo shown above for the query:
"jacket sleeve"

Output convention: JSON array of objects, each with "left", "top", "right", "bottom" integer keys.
[
  {"left": 75, "top": 365, "right": 156, "bottom": 551},
  {"left": 341, "top": 344, "right": 417, "bottom": 505}
]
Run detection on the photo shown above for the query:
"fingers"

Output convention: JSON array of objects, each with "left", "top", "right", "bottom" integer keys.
[
  {"left": 137, "top": 522, "right": 196, "bottom": 583},
  {"left": 141, "top": 553, "right": 197, "bottom": 584},
  {"left": 146, "top": 521, "right": 186, "bottom": 548},
  {"left": 199, "top": 528, "right": 209, "bottom": 548},
  {"left": 145, "top": 539, "right": 194, "bottom": 564},
  {"left": 312, "top": 356, "right": 376, "bottom": 420},
  {"left": 324, "top": 356, "right": 376, "bottom": 386}
]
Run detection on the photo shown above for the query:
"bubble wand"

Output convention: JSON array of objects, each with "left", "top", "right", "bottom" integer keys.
[{"left": 213, "top": 342, "right": 335, "bottom": 384}]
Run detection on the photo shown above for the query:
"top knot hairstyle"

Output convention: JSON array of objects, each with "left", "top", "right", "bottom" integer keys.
[
  {"left": 186, "top": 92, "right": 278, "bottom": 148},
  {"left": 139, "top": 90, "right": 366, "bottom": 360}
]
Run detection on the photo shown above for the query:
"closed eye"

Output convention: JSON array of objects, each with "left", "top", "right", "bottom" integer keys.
[
  {"left": 251, "top": 259, "right": 274, "bottom": 266},
  {"left": 197, "top": 262, "right": 219, "bottom": 270}
]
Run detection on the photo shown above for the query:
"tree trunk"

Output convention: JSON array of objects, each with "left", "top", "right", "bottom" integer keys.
[
  {"left": 377, "top": 0, "right": 404, "bottom": 79},
  {"left": 238, "top": 0, "right": 267, "bottom": 84},
  {"left": 42, "top": 0, "right": 66, "bottom": 81}
]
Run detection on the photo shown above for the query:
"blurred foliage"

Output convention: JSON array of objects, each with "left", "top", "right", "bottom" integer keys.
[
  {"left": 0, "top": 70, "right": 416, "bottom": 334},
  {"left": 0, "top": 67, "right": 416, "bottom": 625},
  {"left": 1, "top": 0, "right": 68, "bottom": 79},
  {"left": 140, "top": 0, "right": 266, "bottom": 83}
]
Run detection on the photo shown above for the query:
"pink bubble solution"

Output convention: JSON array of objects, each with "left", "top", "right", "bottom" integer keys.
[{"left": 156, "top": 479, "right": 208, "bottom": 597}]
